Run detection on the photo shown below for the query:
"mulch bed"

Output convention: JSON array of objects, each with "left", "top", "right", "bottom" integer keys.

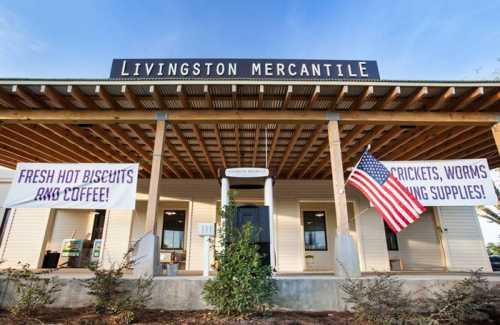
[{"left": 0, "top": 308, "right": 355, "bottom": 324}]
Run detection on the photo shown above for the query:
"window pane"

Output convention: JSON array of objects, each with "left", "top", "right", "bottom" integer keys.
[
  {"left": 384, "top": 222, "right": 399, "bottom": 251},
  {"left": 162, "top": 210, "right": 185, "bottom": 250},
  {"left": 303, "top": 211, "right": 327, "bottom": 251}
]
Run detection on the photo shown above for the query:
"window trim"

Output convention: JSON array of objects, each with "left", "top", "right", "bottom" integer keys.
[
  {"left": 161, "top": 209, "right": 186, "bottom": 250},
  {"left": 384, "top": 221, "right": 399, "bottom": 251},
  {"left": 303, "top": 210, "right": 328, "bottom": 252}
]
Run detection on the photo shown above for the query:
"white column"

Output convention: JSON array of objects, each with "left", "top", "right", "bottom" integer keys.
[
  {"left": 220, "top": 177, "right": 230, "bottom": 208},
  {"left": 202, "top": 236, "right": 210, "bottom": 276},
  {"left": 264, "top": 177, "right": 276, "bottom": 270}
]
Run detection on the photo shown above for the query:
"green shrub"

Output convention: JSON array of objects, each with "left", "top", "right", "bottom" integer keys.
[
  {"left": 5, "top": 263, "right": 61, "bottom": 318},
  {"left": 83, "top": 248, "right": 153, "bottom": 322},
  {"left": 425, "top": 270, "right": 500, "bottom": 324},
  {"left": 203, "top": 195, "right": 276, "bottom": 315},
  {"left": 341, "top": 273, "right": 423, "bottom": 324}
]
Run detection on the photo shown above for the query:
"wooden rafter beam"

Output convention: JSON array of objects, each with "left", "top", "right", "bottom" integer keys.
[
  {"left": 6, "top": 124, "right": 91, "bottom": 163},
  {"left": 350, "top": 86, "right": 373, "bottom": 110},
  {"left": 68, "top": 85, "right": 99, "bottom": 110},
  {"left": 90, "top": 125, "right": 138, "bottom": 162},
  {"left": 122, "top": 85, "right": 145, "bottom": 110},
  {"left": 170, "top": 123, "right": 205, "bottom": 177},
  {"left": 150, "top": 85, "right": 167, "bottom": 110},
  {"left": 0, "top": 132, "right": 60, "bottom": 162},
  {"left": 0, "top": 145, "right": 38, "bottom": 162},
  {"left": 95, "top": 85, "right": 119, "bottom": 109},
  {"left": 192, "top": 124, "right": 217, "bottom": 178},
  {"left": 388, "top": 127, "right": 447, "bottom": 160},
  {"left": 41, "top": 85, "right": 76, "bottom": 109},
  {"left": 128, "top": 124, "right": 180, "bottom": 178},
  {"left": 369, "top": 126, "right": 405, "bottom": 155},
  {"left": 0, "top": 110, "right": 497, "bottom": 126},
  {"left": 232, "top": 85, "right": 238, "bottom": 109},
  {"left": 258, "top": 85, "right": 264, "bottom": 109},
  {"left": 268, "top": 126, "right": 281, "bottom": 165},
  {"left": 12, "top": 85, "right": 47, "bottom": 109},
  {"left": 305, "top": 86, "right": 320, "bottom": 110},
  {"left": 204, "top": 85, "right": 213, "bottom": 110},
  {"left": 235, "top": 125, "right": 241, "bottom": 167},
  {"left": 342, "top": 125, "right": 366, "bottom": 149},
  {"left": 428, "top": 87, "right": 455, "bottom": 111},
  {"left": 0, "top": 86, "right": 25, "bottom": 109},
  {"left": 377, "top": 126, "right": 432, "bottom": 159},
  {"left": 298, "top": 140, "right": 329, "bottom": 178},
  {"left": 373, "top": 86, "right": 400, "bottom": 110},
  {"left": 61, "top": 125, "right": 123, "bottom": 163},
  {"left": 286, "top": 124, "right": 323, "bottom": 178},
  {"left": 395, "top": 86, "right": 428, "bottom": 110},
  {"left": 213, "top": 124, "right": 227, "bottom": 169},
  {"left": 427, "top": 128, "right": 491, "bottom": 160},
  {"left": 329, "top": 85, "right": 348, "bottom": 110},
  {"left": 277, "top": 125, "right": 304, "bottom": 176},
  {"left": 400, "top": 126, "right": 473, "bottom": 160},
  {"left": 342, "top": 126, "right": 385, "bottom": 163},
  {"left": 177, "top": 85, "right": 190, "bottom": 109},
  {"left": 469, "top": 90, "right": 500, "bottom": 112},
  {"left": 252, "top": 127, "right": 260, "bottom": 167},
  {"left": 450, "top": 87, "right": 484, "bottom": 112},
  {"left": 107, "top": 124, "right": 153, "bottom": 173},
  {"left": 282, "top": 86, "right": 292, "bottom": 110}
]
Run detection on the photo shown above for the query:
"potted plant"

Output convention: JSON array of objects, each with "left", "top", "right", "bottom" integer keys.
[{"left": 166, "top": 251, "right": 178, "bottom": 276}]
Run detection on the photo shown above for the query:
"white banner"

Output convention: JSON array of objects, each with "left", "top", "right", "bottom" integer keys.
[
  {"left": 4, "top": 163, "right": 138, "bottom": 209},
  {"left": 382, "top": 159, "right": 497, "bottom": 206}
]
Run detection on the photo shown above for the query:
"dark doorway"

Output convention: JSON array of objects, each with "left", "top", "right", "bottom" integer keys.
[{"left": 235, "top": 205, "right": 270, "bottom": 266}]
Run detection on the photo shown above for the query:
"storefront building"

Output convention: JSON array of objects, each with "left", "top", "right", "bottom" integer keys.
[{"left": 0, "top": 59, "right": 497, "bottom": 276}]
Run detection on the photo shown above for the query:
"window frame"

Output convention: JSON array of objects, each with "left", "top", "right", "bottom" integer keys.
[
  {"left": 161, "top": 209, "right": 186, "bottom": 250},
  {"left": 303, "top": 210, "right": 328, "bottom": 251},
  {"left": 384, "top": 221, "right": 399, "bottom": 251}
]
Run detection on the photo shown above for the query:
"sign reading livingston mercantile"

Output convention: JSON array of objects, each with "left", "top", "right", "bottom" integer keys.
[{"left": 110, "top": 58, "right": 380, "bottom": 80}]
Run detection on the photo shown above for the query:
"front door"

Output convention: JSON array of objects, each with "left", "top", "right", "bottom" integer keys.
[
  {"left": 301, "top": 203, "right": 336, "bottom": 271},
  {"left": 235, "top": 205, "right": 270, "bottom": 266}
]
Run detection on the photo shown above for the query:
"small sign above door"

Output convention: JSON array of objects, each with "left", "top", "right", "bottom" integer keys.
[{"left": 224, "top": 168, "right": 269, "bottom": 178}]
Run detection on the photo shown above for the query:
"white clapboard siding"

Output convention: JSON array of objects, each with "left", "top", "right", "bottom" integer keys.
[
  {"left": 100, "top": 209, "right": 133, "bottom": 269},
  {"left": 0, "top": 208, "right": 52, "bottom": 268},
  {"left": 397, "top": 211, "right": 445, "bottom": 271},
  {"left": 437, "top": 206, "right": 492, "bottom": 272},
  {"left": 355, "top": 208, "right": 390, "bottom": 272},
  {"left": 46, "top": 209, "right": 94, "bottom": 252}
]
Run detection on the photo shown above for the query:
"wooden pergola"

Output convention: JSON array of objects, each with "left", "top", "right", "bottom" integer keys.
[{"left": 0, "top": 80, "right": 498, "bottom": 180}]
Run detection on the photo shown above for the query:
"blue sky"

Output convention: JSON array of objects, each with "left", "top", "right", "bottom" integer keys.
[
  {"left": 1, "top": 0, "right": 500, "bottom": 80},
  {"left": 0, "top": 1, "right": 498, "bottom": 243}
]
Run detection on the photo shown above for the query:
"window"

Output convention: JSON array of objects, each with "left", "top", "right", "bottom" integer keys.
[
  {"left": 384, "top": 221, "right": 399, "bottom": 251},
  {"left": 303, "top": 211, "right": 327, "bottom": 251},
  {"left": 161, "top": 210, "right": 186, "bottom": 250},
  {"left": 91, "top": 210, "right": 106, "bottom": 242}
]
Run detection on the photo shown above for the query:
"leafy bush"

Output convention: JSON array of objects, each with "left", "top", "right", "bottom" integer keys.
[
  {"left": 425, "top": 270, "right": 500, "bottom": 324},
  {"left": 341, "top": 273, "right": 423, "bottom": 324},
  {"left": 5, "top": 263, "right": 61, "bottom": 318},
  {"left": 83, "top": 248, "right": 153, "bottom": 322},
  {"left": 203, "top": 195, "right": 276, "bottom": 315},
  {"left": 342, "top": 270, "right": 500, "bottom": 325}
]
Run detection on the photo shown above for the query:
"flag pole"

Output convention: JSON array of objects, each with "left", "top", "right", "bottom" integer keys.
[{"left": 345, "top": 144, "right": 371, "bottom": 186}]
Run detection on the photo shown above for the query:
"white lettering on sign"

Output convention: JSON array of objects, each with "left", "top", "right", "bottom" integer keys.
[{"left": 382, "top": 159, "right": 496, "bottom": 206}]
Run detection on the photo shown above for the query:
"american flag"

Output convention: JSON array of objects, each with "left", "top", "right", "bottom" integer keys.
[{"left": 347, "top": 151, "right": 426, "bottom": 233}]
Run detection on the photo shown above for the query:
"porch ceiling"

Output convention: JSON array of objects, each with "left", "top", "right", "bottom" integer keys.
[{"left": 0, "top": 81, "right": 498, "bottom": 179}]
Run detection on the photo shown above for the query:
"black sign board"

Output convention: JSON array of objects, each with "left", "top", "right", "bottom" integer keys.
[{"left": 110, "top": 58, "right": 379, "bottom": 80}]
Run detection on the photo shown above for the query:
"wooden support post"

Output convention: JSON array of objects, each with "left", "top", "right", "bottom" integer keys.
[
  {"left": 492, "top": 123, "right": 500, "bottom": 155},
  {"left": 328, "top": 119, "right": 360, "bottom": 277},
  {"left": 134, "top": 117, "right": 166, "bottom": 278},
  {"left": 145, "top": 119, "right": 166, "bottom": 232}
]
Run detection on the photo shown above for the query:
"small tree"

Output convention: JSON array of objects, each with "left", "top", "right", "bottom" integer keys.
[
  {"left": 82, "top": 248, "right": 153, "bottom": 322},
  {"left": 203, "top": 195, "right": 276, "bottom": 315},
  {"left": 5, "top": 263, "right": 61, "bottom": 318}
]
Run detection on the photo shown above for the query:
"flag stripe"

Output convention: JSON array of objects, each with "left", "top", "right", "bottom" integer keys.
[
  {"left": 387, "top": 177, "right": 425, "bottom": 214},
  {"left": 384, "top": 182, "right": 419, "bottom": 221},
  {"left": 351, "top": 173, "right": 407, "bottom": 229},
  {"left": 352, "top": 171, "right": 411, "bottom": 228},
  {"left": 348, "top": 177, "right": 402, "bottom": 232}
]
